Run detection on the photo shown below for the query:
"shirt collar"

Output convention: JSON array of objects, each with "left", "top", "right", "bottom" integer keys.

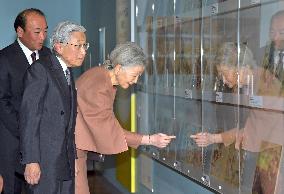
[
  {"left": 17, "top": 38, "right": 39, "bottom": 65},
  {"left": 56, "top": 56, "right": 68, "bottom": 75}
]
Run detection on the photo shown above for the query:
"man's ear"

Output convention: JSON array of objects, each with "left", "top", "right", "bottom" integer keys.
[
  {"left": 54, "top": 43, "right": 63, "bottom": 55},
  {"left": 16, "top": 26, "right": 24, "bottom": 38}
]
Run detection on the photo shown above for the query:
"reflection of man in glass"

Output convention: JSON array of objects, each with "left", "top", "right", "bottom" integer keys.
[
  {"left": 260, "top": 10, "right": 284, "bottom": 95},
  {"left": 191, "top": 10, "right": 284, "bottom": 194},
  {"left": 269, "top": 11, "right": 284, "bottom": 51}
]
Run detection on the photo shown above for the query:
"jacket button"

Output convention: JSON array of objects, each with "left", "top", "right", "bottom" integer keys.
[{"left": 61, "top": 111, "right": 65, "bottom": 115}]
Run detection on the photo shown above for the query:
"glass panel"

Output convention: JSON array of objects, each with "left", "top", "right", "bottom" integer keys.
[
  {"left": 153, "top": 0, "right": 176, "bottom": 164},
  {"left": 238, "top": 1, "right": 284, "bottom": 194},
  {"left": 135, "top": 0, "right": 284, "bottom": 193},
  {"left": 98, "top": 27, "right": 105, "bottom": 64},
  {"left": 135, "top": 0, "right": 156, "bottom": 156},
  {"left": 200, "top": 1, "right": 241, "bottom": 193}
]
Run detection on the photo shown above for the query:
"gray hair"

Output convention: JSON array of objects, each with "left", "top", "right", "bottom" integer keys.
[
  {"left": 271, "top": 10, "right": 284, "bottom": 25},
  {"left": 214, "top": 42, "right": 256, "bottom": 68},
  {"left": 50, "top": 20, "right": 86, "bottom": 53},
  {"left": 104, "top": 42, "right": 146, "bottom": 69}
]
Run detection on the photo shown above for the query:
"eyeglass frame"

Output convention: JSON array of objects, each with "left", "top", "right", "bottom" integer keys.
[{"left": 61, "top": 42, "right": 90, "bottom": 51}]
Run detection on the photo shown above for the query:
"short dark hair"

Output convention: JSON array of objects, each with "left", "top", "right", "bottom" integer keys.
[{"left": 14, "top": 8, "right": 45, "bottom": 32}]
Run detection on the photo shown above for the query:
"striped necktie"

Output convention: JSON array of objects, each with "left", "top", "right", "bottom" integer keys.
[
  {"left": 65, "top": 68, "right": 71, "bottom": 85},
  {"left": 31, "top": 52, "right": 36, "bottom": 63}
]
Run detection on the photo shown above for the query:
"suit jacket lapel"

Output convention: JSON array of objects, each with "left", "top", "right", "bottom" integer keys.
[
  {"left": 13, "top": 40, "right": 50, "bottom": 68},
  {"left": 38, "top": 47, "right": 50, "bottom": 58},
  {"left": 49, "top": 55, "right": 77, "bottom": 133},
  {"left": 50, "top": 55, "right": 69, "bottom": 92},
  {"left": 12, "top": 41, "right": 30, "bottom": 71},
  {"left": 263, "top": 42, "right": 275, "bottom": 73},
  {"left": 49, "top": 55, "right": 70, "bottom": 114},
  {"left": 67, "top": 70, "right": 77, "bottom": 134}
]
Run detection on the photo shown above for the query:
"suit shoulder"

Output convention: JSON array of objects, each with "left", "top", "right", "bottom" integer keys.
[
  {"left": 0, "top": 42, "right": 18, "bottom": 56},
  {"left": 40, "top": 46, "right": 51, "bottom": 55},
  {"left": 37, "top": 54, "right": 51, "bottom": 64},
  {"left": 0, "top": 44, "right": 15, "bottom": 63},
  {"left": 28, "top": 60, "right": 46, "bottom": 72},
  {"left": 28, "top": 55, "right": 51, "bottom": 73}
]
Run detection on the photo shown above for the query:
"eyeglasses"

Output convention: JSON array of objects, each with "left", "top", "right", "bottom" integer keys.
[
  {"left": 64, "top": 42, "right": 90, "bottom": 50},
  {"left": 270, "top": 29, "right": 284, "bottom": 37}
]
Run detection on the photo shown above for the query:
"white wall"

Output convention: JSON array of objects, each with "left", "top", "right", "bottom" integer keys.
[{"left": 0, "top": 0, "right": 81, "bottom": 49}]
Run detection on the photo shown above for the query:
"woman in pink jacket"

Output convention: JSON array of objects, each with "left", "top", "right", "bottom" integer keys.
[{"left": 75, "top": 42, "right": 175, "bottom": 194}]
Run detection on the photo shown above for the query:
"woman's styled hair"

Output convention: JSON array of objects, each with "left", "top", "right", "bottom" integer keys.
[
  {"left": 214, "top": 42, "right": 256, "bottom": 68},
  {"left": 104, "top": 42, "right": 146, "bottom": 69}
]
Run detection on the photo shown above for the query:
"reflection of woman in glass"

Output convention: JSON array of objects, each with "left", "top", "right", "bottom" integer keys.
[
  {"left": 191, "top": 42, "right": 255, "bottom": 147},
  {"left": 214, "top": 42, "right": 255, "bottom": 93},
  {"left": 75, "top": 42, "right": 175, "bottom": 194},
  {"left": 192, "top": 41, "right": 284, "bottom": 193},
  {"left": 191, "top": 42, "right": 256, "bottom": 193}
]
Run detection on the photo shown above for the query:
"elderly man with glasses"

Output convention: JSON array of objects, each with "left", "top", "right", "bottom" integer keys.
[{"left": 19, "top": 20, "right": 88, "bottom": 194}]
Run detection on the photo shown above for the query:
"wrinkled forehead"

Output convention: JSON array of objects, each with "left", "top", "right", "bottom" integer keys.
[
  {"left": 218, "top": 64, "right": 237, "bottom": 73},
  {"left": 69, "top": 31, "right": 86, "bottom": 43},
  {"left": 124, "top": 65, "right": 144, "bottom": 73},
  {"left": 271, "top": 15, "right": 284, "bottom": 29}
]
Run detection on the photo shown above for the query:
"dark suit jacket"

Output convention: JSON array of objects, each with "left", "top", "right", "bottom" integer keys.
[
  {"left": 256, "top": 42, "right": 284, "bottom": 95},
  {"left": 19, "top": 54, "right": 77, "bottom": 182},
  {"left": 0, "top": 41, "right": 50, "bottom": 188}
]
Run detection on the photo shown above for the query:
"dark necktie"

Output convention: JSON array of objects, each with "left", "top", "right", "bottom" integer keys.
[
  {"left": 31, "top": 52, "right": 36, "bottom": 63},
  {"left": 275, "top": 51, "right": 284, "bottom": 79},
  {"left": 65, "top": 68, "right": 71, "bottom": 85}
]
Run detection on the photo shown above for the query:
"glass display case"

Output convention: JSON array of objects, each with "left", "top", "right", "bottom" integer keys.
[{"left": 134, "top": 0, "right": 284, "bottom": 193}]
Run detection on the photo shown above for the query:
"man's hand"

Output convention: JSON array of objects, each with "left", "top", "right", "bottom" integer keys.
[
  {"left": 0, "top": 175, "right": 3, "bottom": 193},
  {"left": 24, "top": 163, "right": 41, "bottom": 185},
  {"left": 75, "top": 159, "right": 79, "bottom": 177}
]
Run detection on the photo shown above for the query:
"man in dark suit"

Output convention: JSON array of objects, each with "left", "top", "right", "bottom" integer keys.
[
  {"left": 259, "top": 10, "right": 284, "bottom": 93},
  {"left": 20, "top": 20, "right": 88, "bottom": 194},
  {"left": 0, "top": 8, "right": 50, "bottom": 194}
]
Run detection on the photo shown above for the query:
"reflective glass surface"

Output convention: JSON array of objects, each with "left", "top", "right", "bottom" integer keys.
[{"left": 135, "top": 0, "right": 284, "bottom": 193}]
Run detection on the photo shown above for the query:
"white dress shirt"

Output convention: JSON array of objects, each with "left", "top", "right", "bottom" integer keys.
[
  {"left": 56, "top": 56, "right": 69, "bottom": 77},
  {"left": 17, "top": 38, "right": 39, "bottom": 65}
]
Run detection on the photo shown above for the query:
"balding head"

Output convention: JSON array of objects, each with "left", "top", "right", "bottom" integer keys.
[{"left": 270, "top": 10, "right": 284, "bottom": 50}]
